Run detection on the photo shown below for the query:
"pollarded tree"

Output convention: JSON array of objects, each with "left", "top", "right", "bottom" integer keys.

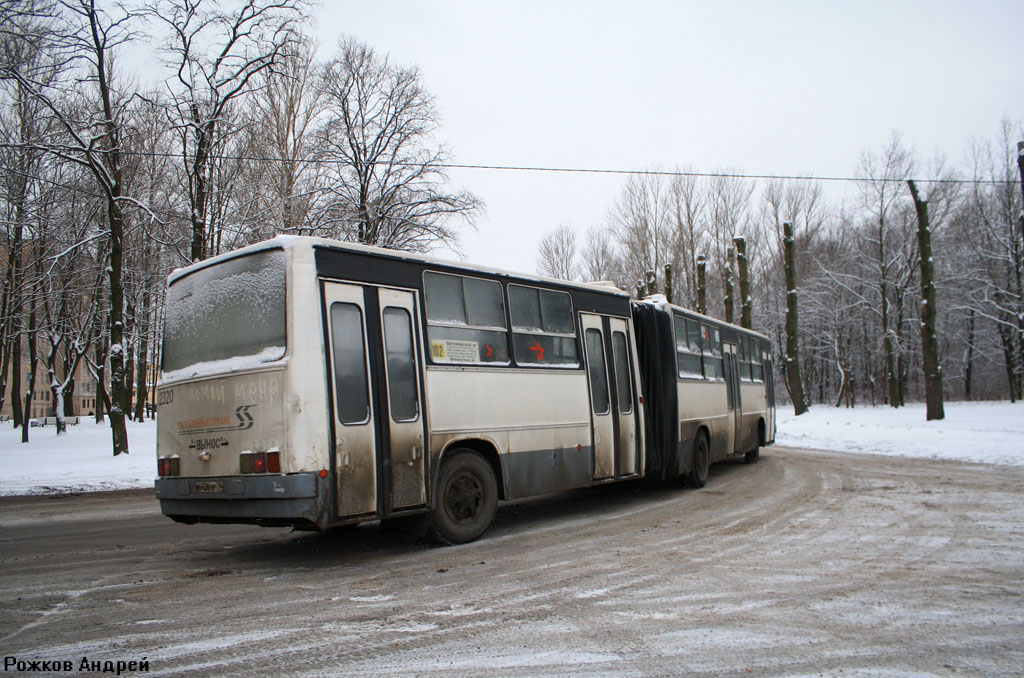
[{"left": 311, "top": 37, "right": 481, "bottom": 252}]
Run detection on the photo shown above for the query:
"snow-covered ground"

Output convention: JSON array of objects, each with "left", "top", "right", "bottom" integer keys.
[
  {"left": 0, "top": 419, "right": 156, "bottom": 496},
  {"left": 777, "top": 400, "right": 1024, "bottom": 466},
  {"left": 1, "top": 400, "right": 1022, "bottom": 496}
]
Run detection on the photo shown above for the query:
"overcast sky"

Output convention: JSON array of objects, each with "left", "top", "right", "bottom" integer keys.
[{"left": 313, "top": 0, "right": 1023, "bottom": 276}]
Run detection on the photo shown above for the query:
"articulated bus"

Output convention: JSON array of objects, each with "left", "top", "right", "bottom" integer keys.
[{"left": 155, "top": 236, "right": 775, "bottom": 543}]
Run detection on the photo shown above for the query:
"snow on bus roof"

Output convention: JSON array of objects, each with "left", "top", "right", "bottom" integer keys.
[{"left": 168, "top": 235, "right": 632, "bottom": 297}]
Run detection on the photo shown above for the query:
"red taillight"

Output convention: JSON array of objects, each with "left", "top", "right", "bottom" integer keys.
[
  {"left": 252, "top": 452, "right": 267, "bottom": 474},
  {"left": 158, "top": 457, "right": 180, "bottom": 477},
  {"left": 267, "top": 450, "right": 280, "bottom": 473}
]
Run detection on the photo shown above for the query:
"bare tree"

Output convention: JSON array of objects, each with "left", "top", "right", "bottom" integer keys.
[
  {"left": 147, "top": 0, "right": 306, "bottom": 262},
  {"left": 706, "top": 170, "right": 754, "bottom": 319},
  {"left": 667, "top": 169, "right": 708, "bottom": 308},
  {"left": 537, "top": 222, "right": 579, "bottom": 281},
  {"left": 0, "top": 0, "right": 148, "bottom": 453},
  {"left": 248, "top": 28, "right": 325, "bottom": 235},
  {"left": 609, "top": 171, "right": 671, "bottom": 295},
  {"left": 311, "top": 37, "right": 481, "bottom": 252},
  {"left": 857, "top": 134, "right": 916, "bottom": 407},
  {"left": 580, "top": 226, "right": 617, "bottom": 283},
  {"left": 959, "top": 121, "right": 1024, "bottom": 400}
]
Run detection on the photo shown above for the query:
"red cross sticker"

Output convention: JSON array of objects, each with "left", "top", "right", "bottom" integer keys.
[{"left": 528, "top": 340, "right": 545, "bottom": 361}]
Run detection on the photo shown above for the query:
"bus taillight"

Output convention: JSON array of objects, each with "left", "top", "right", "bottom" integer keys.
[
  {"left": 240, "top": 450, "right": 280, "bottom": 474},
  {"left": 157, "top": 456, "right": 180, "bottom": 477}
]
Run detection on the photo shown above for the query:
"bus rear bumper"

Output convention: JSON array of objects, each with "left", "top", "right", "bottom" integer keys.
[{"left": 155, "top": 472, "right": 330, "bottom": 529}]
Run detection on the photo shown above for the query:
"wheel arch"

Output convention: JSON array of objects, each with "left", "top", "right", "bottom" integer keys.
[{"left": 435, "top": 437, "right": 506, "bottom": 502}]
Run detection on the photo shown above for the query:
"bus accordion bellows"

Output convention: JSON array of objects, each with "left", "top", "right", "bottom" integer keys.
[{"left": 155, "top": 236, "right": 776, "bottom": 544}]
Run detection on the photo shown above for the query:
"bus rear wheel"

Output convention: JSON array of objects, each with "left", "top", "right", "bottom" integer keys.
[
  {"left": 429, "top": 450, "right": 497, "bottom": 545},
  {"left": 689, "top": 433, "right": 710, "bottom": 488},
  {"left": 745, "top": 421, "right": 764, "bottom": 463}
]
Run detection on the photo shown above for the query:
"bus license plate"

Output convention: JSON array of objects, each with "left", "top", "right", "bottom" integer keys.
[{"left": 195, "top": 481, "right": 224, "bottom": 493}]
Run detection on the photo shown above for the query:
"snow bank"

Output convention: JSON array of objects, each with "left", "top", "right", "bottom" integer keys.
[
  {"left": 1, "top": 401, "right": 1022, "bottom": 496},
  {"left": 0, "top": 419, "right": 156, "bottom": 496},
  {"left": 777, "top": 400, "right": 1024, "bottom": 467}
]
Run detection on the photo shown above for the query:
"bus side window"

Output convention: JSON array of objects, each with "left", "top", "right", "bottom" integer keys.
[
  {"left": 674, "top": 314, "right": 703, "bottom": 379},
  {"left": 739, "top": 336, "right": 753, "bottom": 382},
  {"left": 509, "top": 285, "right": 579, "bottom": 367},
  {"left": 383, "top": 307, "right": 419, "bottom": 422},
  {"left": 424, "top": 272, "right": 510, "bottom": 365},
  {"left": 612, "top": 331, "right": 633, "bottom": 413},
  {"left": 330, "top": 303, "right": 370, "bottom": 425},
  {"left": 702, "top": 324, "right": 724, "bottom": 380},
  {"left": 585, "top": 329, "right": 610, "bottom": 414}
]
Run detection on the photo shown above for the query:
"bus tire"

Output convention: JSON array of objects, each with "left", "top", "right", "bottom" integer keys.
[
  {"left": 428, "top": 450, "right": 498, "bottom": 545},
  {"left": 745, "top": 421, "right": 764, "bottom": 463},
  {"left": 689, "top": 432, "right": 710, "bottom": 488}
]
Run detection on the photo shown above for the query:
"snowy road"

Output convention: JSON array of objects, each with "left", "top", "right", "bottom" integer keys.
[{"left": 1, "top": 447, "right": 1023, "bottom": 677}]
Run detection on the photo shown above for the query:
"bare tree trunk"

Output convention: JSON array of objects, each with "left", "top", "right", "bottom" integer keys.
[
  {"left": 21, "top": 296, "right": 38, "bottom": 443},
  {"left": 9, "top": 227, "right": 24, "bottom": 428},
  {"left": 663, "top": 264, "right": 673, "bottom": 304},
  {"left": 724, "top": 246, "right": 735, "bottom": 324},
  {"left": 696, "top": 255, "right": 707, "bottom": 314},
  {"left": 106, "top": 199, "right": 129, "bottom": 454},
  {"left": 1016, "top": 141, "right": 1024, "bottom": 399},
  {"left": 734, "top": 236, "right": 751, "bottom": 329},
  {"left": 908, "top": 180, "right": 944, "bottom": 420},
  {"left": 964, "top": 309, "right": 974, "bottom": 401},
  {"left": 133, "top": 284, "right": 151, "bottom": 421},
  {"left": 783, "top": 222, "right": 808, "bottom": 415}
]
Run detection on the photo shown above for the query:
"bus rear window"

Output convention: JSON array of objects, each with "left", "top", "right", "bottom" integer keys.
[{"left": 162, "top": 249, "right": 286, "bottom": 375}]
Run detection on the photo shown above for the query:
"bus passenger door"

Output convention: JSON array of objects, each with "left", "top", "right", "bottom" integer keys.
[
  {"left": 323, "top": 282, "right": 378, "bottom": 518},
  {"left": 324, "top": 282, "right": 426, "bottom": 519},
  {"left": 723, "top": 343, "right": 743, "bottom": 454},
  {"left": 581, "top": 314, "right": 615, "bottom": 480},
  {"left": 608, "top": 318, "right": 638, "bottom": 477},
  {"left": 376, "top": 288, "right": 427, "bottom": 510}
]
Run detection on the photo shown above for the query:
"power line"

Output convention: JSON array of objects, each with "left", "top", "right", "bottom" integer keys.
[
  {"left": 5, "top": 147, "right": 1015, "bottom": 186},
  {"left": 102, "top": 149, "right": 1012, "bottom": 186}
]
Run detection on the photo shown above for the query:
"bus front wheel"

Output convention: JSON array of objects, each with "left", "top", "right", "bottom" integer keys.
[
  {"left": 429, "top": 450, "right": 498, "bottom": 545},
  {"left": 689, "top": 433, "right": 710, "bottom": 488}
]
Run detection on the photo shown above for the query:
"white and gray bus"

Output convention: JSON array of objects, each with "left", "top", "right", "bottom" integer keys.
[{"left": 155, "top": 236, "right": 775, "bottom": 543}]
